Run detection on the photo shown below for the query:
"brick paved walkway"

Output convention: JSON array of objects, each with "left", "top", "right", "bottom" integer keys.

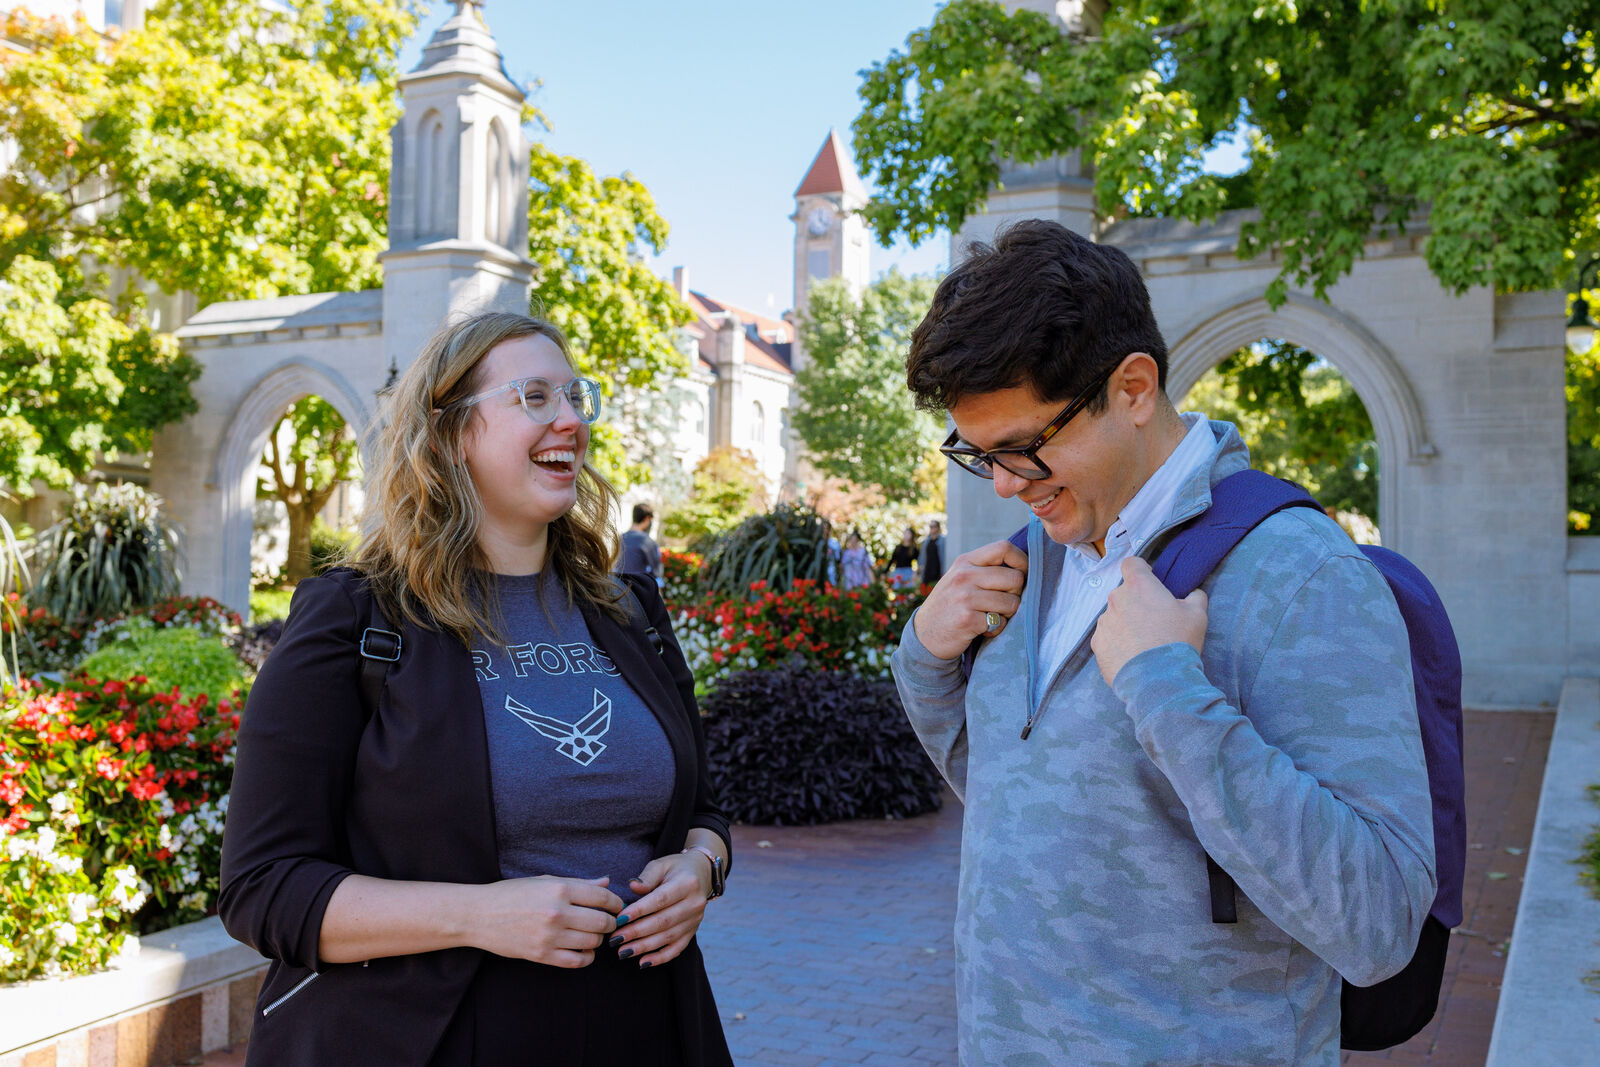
[
  {"left": 701, "top": 709, "right": 1553, "bottom": 1067},
  {"left": 203, "top": 709, "right": 1551, "bottom": 1066},
  {"left": 1341, "top": 709, "right": 1554, "bottom": 1066}
]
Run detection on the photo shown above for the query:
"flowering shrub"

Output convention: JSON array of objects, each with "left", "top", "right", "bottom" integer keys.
[
  {"left": 0, "top": 674, "right": 238, "bottom": 981},
  {"left": 3, "top": 593, "right": 240, "bottom": 677},
  {"left": 660, "top": 548, "right": 702, "bottom": 605},
  {"left": 672, "top": 579, "right": 924, "bottom": 693}
]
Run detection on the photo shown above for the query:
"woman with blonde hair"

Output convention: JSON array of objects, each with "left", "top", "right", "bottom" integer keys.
[{"left": 220, "top": 311, "right": 733, "bottom": 1065}]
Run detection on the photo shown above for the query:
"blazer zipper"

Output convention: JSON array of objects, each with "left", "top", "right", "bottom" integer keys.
[{"left": 261, "top": 971, "right": 320, "bottom": 1017}]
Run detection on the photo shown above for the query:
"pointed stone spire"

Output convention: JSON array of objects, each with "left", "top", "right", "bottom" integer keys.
[
  {"left": 794, "top": 129, "right": 868, "bottom": 202},
  {"left": 411, "top": 0, "right": 513, "bottom": 90}
]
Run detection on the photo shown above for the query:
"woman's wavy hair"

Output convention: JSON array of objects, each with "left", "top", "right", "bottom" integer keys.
[{"left": 352, "top": 311, "right": 626, "bottom": 644}]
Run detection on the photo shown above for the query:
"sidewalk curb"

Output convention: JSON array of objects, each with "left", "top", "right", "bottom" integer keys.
[{"left": 1484, "top": 677, "right": 1600, "bottom": 1066}]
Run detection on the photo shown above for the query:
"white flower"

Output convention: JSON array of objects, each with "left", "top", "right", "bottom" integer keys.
[
  {"left": 51, "top": 921, "right": 77, "bottom": 946},
  {"left": 0, "top": 943, "right": 15, "bottom": 966},
  {"left": 156, "top": 823, "right": 173, "bottom": 850},
  {"left": 106, "top": 865, "right": 148, "bottom": 911},
  {"left": 66, "top": 892, "right": 95, "bottom": 924},
  {"left": 47, "top": 852, "right": 83, "bottom": 876},
  {"left": 34, "top": 826, "right": 57, "bottom": 856},
  {"left": 5, "top": 835, "right": 31, "bottom": 862},
  {"left": 48, "top": 793, "right": 73, "bottom": 815}
]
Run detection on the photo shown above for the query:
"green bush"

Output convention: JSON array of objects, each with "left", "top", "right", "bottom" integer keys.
[
  {"left": 699, "top": 503, "right": 833, "bottom": 598},
  {"left": 78, "top": 622, "right": 247, "bottom": 699},
  {"left": 29, "top": 483, "right": 182, "bottom": 623},
  {"left": 249, "top": 586, "right": 295, "bottom": 622}
]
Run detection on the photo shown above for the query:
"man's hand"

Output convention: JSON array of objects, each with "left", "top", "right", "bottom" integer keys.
[
  {"left": 1091, "top": 557, "right": 1209, "bottom": 685},
  {"left": 912, "top": 539, "right": 1029, "bottom": 661}
]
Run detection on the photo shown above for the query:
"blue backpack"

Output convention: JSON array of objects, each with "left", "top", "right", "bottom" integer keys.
[{"left": 987, "top": 469, "right": 1465, "bottom": 1051}]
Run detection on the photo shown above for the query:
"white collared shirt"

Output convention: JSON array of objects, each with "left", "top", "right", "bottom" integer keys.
[{"left": 1036, "top": 413, "right": 1218, "bottom": 683}]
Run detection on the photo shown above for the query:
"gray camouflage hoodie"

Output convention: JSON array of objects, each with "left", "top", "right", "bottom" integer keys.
[{"left": 892, "top": 421, "right": 1436, "bottom": 1066}]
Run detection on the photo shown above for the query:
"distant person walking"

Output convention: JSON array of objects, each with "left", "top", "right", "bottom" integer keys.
[
  {"left": 919, "top": 520, "right": 947, "bottom": 587},
  {"left": 889, "top": 527, "right": 920, "bottom": 588},
  {"left": 840, "top": 531, "right": 875, "bottom": 590},
  {"left": 619, "top": 503, "right": 663, "bottom": 587}
]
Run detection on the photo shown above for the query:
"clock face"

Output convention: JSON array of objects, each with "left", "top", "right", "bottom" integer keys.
[{"left": 807, "top": 205, "right": 832, "bottom": 236}]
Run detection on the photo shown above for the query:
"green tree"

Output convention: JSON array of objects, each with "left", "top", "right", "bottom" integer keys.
[
  {"left": 0, "top": 0, "right": 419, "bottom": 487},
  {"left": 1184, "top": 341, "right": 1379, "bottom": 523},
  {"left": 661, "top": 446, "right": 771, "bottom": 547},
  {"left": 526, "top": 142, "right": 694, "bottom": 488},
  {"left": 257, "top": 397, "right": 360, "bottom": 582},
  {"left": 793, "top": 271, "right": 944, "bottom": 499},
  {"left": 853, "top": 0, "right": 1594, "bottom": 304}
]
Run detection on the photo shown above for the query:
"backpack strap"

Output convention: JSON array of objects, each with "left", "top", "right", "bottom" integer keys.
[
  {"left": 618, "top": 573, "right": 666, "bottom": 657},
  {"left": 1150, "top": 470, "right": 1322, "bottom": 598},
  {"left": 357, "top": 593, "right": 402, "bottom": 722},
  {"left": 1151, "top": 469, "right": 1323, "bottom": 923}
]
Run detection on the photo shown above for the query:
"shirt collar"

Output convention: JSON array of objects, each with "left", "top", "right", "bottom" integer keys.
[{"left": 1068, "top": 412, "right": 1218, "bottom": 562}]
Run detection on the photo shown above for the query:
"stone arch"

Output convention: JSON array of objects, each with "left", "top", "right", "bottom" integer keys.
[
  {"left": 1166, "top": 290, "right": 1435, "bottom": 552},
  {"left": 208, "top": 359, "right": 375, "bottom": 614}
]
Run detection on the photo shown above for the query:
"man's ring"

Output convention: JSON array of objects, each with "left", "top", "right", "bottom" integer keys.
[{"left": 985, "top": 611, "right": 1003, "bottom": 631}]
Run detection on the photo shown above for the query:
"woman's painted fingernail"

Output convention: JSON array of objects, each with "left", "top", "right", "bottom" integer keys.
[
  {"left": 638, "top": 960, "right": 652, "bottom": 969},
  {"left": 615, "top": 914, "right": 631, "bottom": 927},
  {"left": 618, "top": 947, "right": 634, "bottom": 959},
  {"left": 607, "top": 935, "right": 624, "bottom": 948}
]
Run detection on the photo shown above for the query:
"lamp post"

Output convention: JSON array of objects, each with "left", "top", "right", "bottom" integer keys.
[{"left": 1567, "top": 256, "right": 1600, "bottom": 355}]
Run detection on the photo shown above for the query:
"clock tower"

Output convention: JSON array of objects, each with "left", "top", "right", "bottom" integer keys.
[{"left": 790, "top": 129, "right": 870, "bottom": 374}]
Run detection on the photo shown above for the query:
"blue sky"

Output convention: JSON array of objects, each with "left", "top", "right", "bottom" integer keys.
[{"left": 399, "top": 1, "right": 949, "bottom": 318}]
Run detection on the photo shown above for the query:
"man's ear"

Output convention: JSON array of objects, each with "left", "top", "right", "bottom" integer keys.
[{"left": 1115, "top": 353, "right": 1163, "bottom": 426}]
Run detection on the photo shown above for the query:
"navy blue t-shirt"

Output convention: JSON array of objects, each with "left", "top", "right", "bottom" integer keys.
[{"left": 471, "top": 572, "right": 674, "bottom": 903}]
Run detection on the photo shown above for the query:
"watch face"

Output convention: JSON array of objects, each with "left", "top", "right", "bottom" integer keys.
[{"left": 807, "top": 206, "right": 832, "bottom": 236}]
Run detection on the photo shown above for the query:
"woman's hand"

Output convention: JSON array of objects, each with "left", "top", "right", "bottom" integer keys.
[
  {"left": 468, "top": 875, "right": 624, "bottom": 969},
  {"left": 615, "top": 854, "right": 711, "bottom": 968}
]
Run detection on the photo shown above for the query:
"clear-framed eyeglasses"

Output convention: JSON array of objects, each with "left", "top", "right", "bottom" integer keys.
[{"left": 458, "top": 375, "right": 603, "bottom": 425}]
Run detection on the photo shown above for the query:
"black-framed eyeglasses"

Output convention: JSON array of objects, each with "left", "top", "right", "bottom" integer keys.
[
  {"left": 939, "top": 362, "right": 1118, "bottom": 481},
  {"left": 458, "top": 375, "right": 603, "bottom": 425}
]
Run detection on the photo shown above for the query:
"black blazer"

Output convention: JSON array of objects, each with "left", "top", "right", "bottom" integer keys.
[{"left": 219, "top": 568, "right": 731, "bottom": 1065}]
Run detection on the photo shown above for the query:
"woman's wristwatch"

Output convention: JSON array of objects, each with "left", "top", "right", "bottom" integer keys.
[{"left": 681, "top": 845, "right": 725, "bottom": 900}]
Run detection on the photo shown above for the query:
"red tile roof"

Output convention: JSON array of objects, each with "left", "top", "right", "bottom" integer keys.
[
  {"left": 684, "top": 291, "right": 793, "bottom": 375},
  {"left": 795, "top": 129, "right": 867, "bottom": 201}
]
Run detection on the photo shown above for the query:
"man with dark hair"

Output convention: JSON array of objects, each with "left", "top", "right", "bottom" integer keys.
[
  {"left": 891, "top": 220, "right": 1434, "bottom": 1064},
  {"left": 618, "top": 502, "right": 662, "bottom": 586}
]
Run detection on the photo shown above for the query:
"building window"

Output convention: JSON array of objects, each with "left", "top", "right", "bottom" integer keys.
[
  {"left": 750, "top": 401, "right": 765, "bottom": 446},
  {"left": 692, "top": 400, "right": 706, "bottom": 436},
  {"left": 105, "top": 0, "right": 125, "bottom": 28},
  {"left": 807, "top": 248, "right": 830, "bottom": 280}
]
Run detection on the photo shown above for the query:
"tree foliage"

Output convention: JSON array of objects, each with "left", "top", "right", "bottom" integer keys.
[
  {"left": 793, "top": 271, "right": 944, "bottom": 499},
  {"left": 661, "top": 446, "right": 770, "bottom": 547},
  {"left": 525, "top": 142, "right": 694, "bottom": 489},
  {"left": 257, "top": 397, "right": 360, "bottom": 582},
  {"left": 0, "top": 0, "right": 421, "bottom": 488},
  {"left": 1184, "top": 341, "right": 1379, "bottom": 521},
  {"left": 853, "top": 0, "right": 1596, "bottom": 305}
]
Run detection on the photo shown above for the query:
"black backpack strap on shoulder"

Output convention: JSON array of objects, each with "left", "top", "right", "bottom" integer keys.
[
  {"left": 357, "top": 591, "right": 402, "bottom": 721},
  {"left": 619, "top": 574, "right": 665, "bottom": 656}
]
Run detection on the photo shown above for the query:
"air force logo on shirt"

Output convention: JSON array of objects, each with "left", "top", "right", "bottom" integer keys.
[{"left": 505, "top": 689, "right": 611, "bottom": 766}]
